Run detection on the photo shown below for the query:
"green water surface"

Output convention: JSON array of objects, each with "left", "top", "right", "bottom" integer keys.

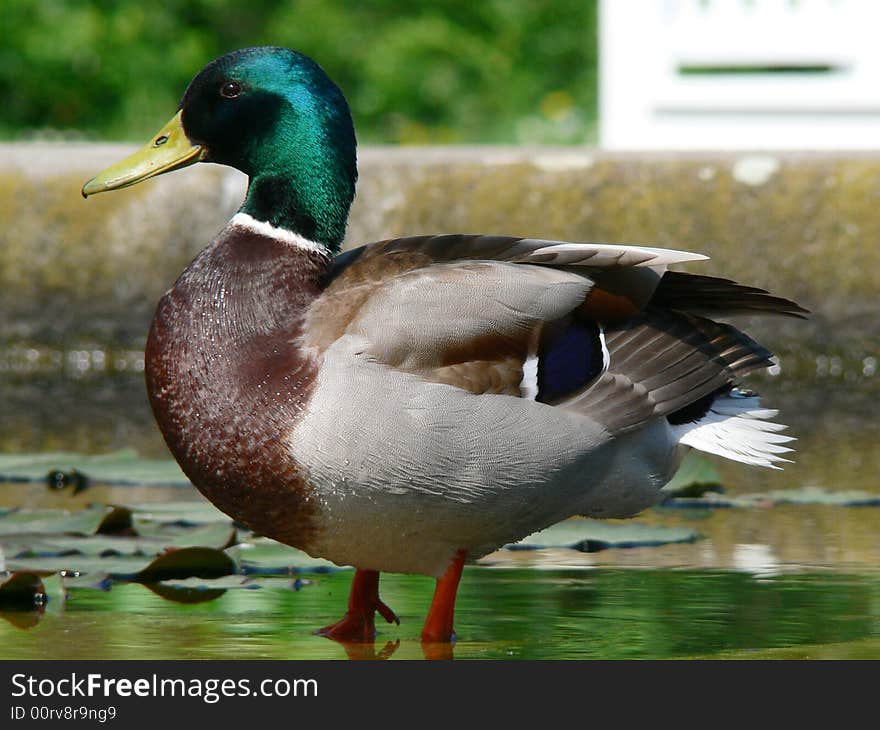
[{"left": 3, "top": 568, "right": 880, "bottom": 660}]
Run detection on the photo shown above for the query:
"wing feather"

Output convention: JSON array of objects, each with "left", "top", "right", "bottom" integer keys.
[{"left": 304, "top": 234, "right": 792, "bottom": 409}]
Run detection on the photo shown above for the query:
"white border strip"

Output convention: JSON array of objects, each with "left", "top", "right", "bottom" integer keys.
[{"left": 230, "top": 212, "right": 329, "bottom": 255}]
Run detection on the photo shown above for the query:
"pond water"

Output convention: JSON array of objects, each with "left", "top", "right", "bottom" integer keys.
[
  {"left": 1, "top": 359, "right": 878, "bottom": 660},
  {"left": 3, "top": 567, "right": 880, "bottom": 660}
]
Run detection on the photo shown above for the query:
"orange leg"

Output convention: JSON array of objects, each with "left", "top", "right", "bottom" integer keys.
[
  {"left": 421, "top": 550, "right": 467, "bottom": 644},
  {"left": 316, "top": 569, "right": 399, "bottom": 643}
]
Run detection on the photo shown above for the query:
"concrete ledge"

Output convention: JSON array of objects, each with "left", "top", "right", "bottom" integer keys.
[{"left": 2, "top": 143, "right": 877, "bottom": 367}]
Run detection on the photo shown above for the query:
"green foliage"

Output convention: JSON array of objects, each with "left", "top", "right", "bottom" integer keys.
[{"left": 2, "top": 0, "right": 598, "bottom": 143}]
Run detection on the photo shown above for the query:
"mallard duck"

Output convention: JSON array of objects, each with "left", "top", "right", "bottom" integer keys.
[{"left": 82, "top": 46, "right": 806, "bottom": 644}]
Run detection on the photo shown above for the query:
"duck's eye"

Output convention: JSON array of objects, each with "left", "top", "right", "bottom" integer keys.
[{"left": 220, "top": 81, "right": 242, "bottom": 99}]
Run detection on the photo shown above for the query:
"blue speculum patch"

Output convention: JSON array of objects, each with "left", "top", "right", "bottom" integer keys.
[{"left": 537, "top": 319, "right": 603, "bottom": 403}]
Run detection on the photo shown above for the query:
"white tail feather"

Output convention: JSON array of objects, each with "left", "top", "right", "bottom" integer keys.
[{"left": 671, "top": 390, "right": 796, "bottom": 469}]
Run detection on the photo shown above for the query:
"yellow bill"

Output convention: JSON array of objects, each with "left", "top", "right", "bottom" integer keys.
[{"left": 82, "top": 111, "right": 205, "bottom": 197}]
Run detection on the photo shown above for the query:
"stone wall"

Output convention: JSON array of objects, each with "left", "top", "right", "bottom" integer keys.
[{"left": 2, "top": 143, "right": 877, "bottom": 368}]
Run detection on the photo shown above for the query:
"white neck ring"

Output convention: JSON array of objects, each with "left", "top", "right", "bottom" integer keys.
[{"left": 230, "top": 212, "right": 330, "bottom": 255}]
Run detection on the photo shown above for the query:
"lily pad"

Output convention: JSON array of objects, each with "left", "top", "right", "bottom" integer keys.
[
  {"left": 658, "top": 493, "right": 749, "bottom": 509},
  {"left": 760, "top": 487, "right": 880, "bottom": 507},
  {"left": 3, "top": 521, "right": 237, "bottom": 560},
  {"left": 0, "top": 500, "right": 243, "bottom": 580},
  {"left": 0, "top": 572, "right": 47, "bottom": 611},
  {"left": 167, "top": 523, "right": 238, "bottom": 550},
  {"left": 145, "top": 582, "right": 228, "bottom": 604},
  {"left": 0, "top": 450, "right": 190, "bottom": 486},
  {"left": 662, "top": 487, "right": 880, "bottom": 508},
  {"left": 661, "top": 452, "right": 724, "bottom": 499},
  {"left": 4, "top": 533, "right": 159, "bottom": 559},
  {"left": 231, "top": 538, "right": 344, "bottom": 575},
  {"left": 7, "top": 546, "right": 239, "bottom": 582},
  {"left": 0, "top": 505, "right": 133, "bottom": 536},
  {"left": 96, "top": 506, "right": 135, "bottom": 534},
  {"left": 6, "top": 553, "right": 163, "bottom": 578},
  {"left": 0, "top": 572, "right": 64, "bottom": 629},
  {"left": 508, "top": 519, "right": 702, "bottom": 552},
  {"left": 136, "top": 547, "right": 237, "bottom": 582},
  {"left": 125, "top": 501, "right": 232, "bottom": 526},
  {"left": 144, "top": 574, "right": 306, "bottom": 604}
]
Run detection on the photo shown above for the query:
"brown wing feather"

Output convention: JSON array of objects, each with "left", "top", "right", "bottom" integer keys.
[
  {"left": 430, "top": 358, "right": 525, "bottom": 395},
  {"left": 308, "top": 234, "right": 696, "bottom": 356},
  {"left": 305, "top": 239, "right": 604, "bottom": 394},
  {"left": 304, "top": 236, "right": 799, "bottom": 411},
  {"left": 327, "top": 234, "right": 703, "bottom": 275}
]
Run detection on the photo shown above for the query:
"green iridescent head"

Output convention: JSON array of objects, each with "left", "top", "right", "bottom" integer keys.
[{"left": 84, "top": 46, "right": 357, "bottom": 251}]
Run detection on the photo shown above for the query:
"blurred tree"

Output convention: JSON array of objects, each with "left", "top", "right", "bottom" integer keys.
[{"left": 1, "top": 0, "right": 597, "bottom": 143}]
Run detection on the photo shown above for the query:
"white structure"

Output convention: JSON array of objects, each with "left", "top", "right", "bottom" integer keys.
[{"left": 600, "top": 0, "right": 880, "bottom": 149}]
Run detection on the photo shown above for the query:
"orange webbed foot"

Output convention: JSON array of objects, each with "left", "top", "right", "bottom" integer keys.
[
  {"left": 315, "top": 569, "right": 398, "bottom": 643},
  {"left": 316, "top": 612, "right": 377, "bottom": 643}
]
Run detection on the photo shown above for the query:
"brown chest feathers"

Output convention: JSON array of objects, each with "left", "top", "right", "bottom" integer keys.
[{"left": 144, "top": 227, "right": 327, "bottom": 548}]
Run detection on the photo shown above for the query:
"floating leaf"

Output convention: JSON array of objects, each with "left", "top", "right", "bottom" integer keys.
[
  {"left": 0, "top": 505, "right": 132, "bottom": 536},
  {"left": 144, "top": 574, "right": 306, "bottom": 604},
  {"left": 0, "top": 450, "right": 190, "bottom": 487},
  {"left": 3, "top": 533, "right": 158, "bottom": 559},
  {"left": 508, "top": 519, "right": 702, "bottom": 552},
  {"left": 662, "top": 487, "right": 880, "bottom": 509},
  {"left": 231, "top": 538, "right": 343, "bottom": 575},
  {"left": 662, "top": 452, "right": 724, "bottom": 499},
  {"left": 0, "top": 573, "right": 64, "bottom": 629},
  {"left": 126, "top": 501, "right": 231, "bottom": 526},
  {"left": 135, "top": 547, "right": 237, "bottom": 582},
  {"left": 7, "top": 553, "right": 164, "bottom": 578},
  {"left": 0, "top": 572, "right": 47, "bottom": 611},
  {"left": 167, "top": 523, "right": 238, "bottom": 550},
  {"left": 145, "top": 582, "right": 227, "bottom": 604},
  {"left": 759, "top": 487, "right": 880, "bottom": 507},
  {"left": 1, "top": 521, "right": 233, "bottom": 560},
  {"left": 7, "top": 545, "right": 239, "bottom": 582},
  {"left": 0, "top": 497, "right": 238, "bottom": 585},
  {"left": 658, "top": 493, "right": 748, "bottom": 509},
  {"left": 96, "top": 506, "right": 135, "bottom": 535}
]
